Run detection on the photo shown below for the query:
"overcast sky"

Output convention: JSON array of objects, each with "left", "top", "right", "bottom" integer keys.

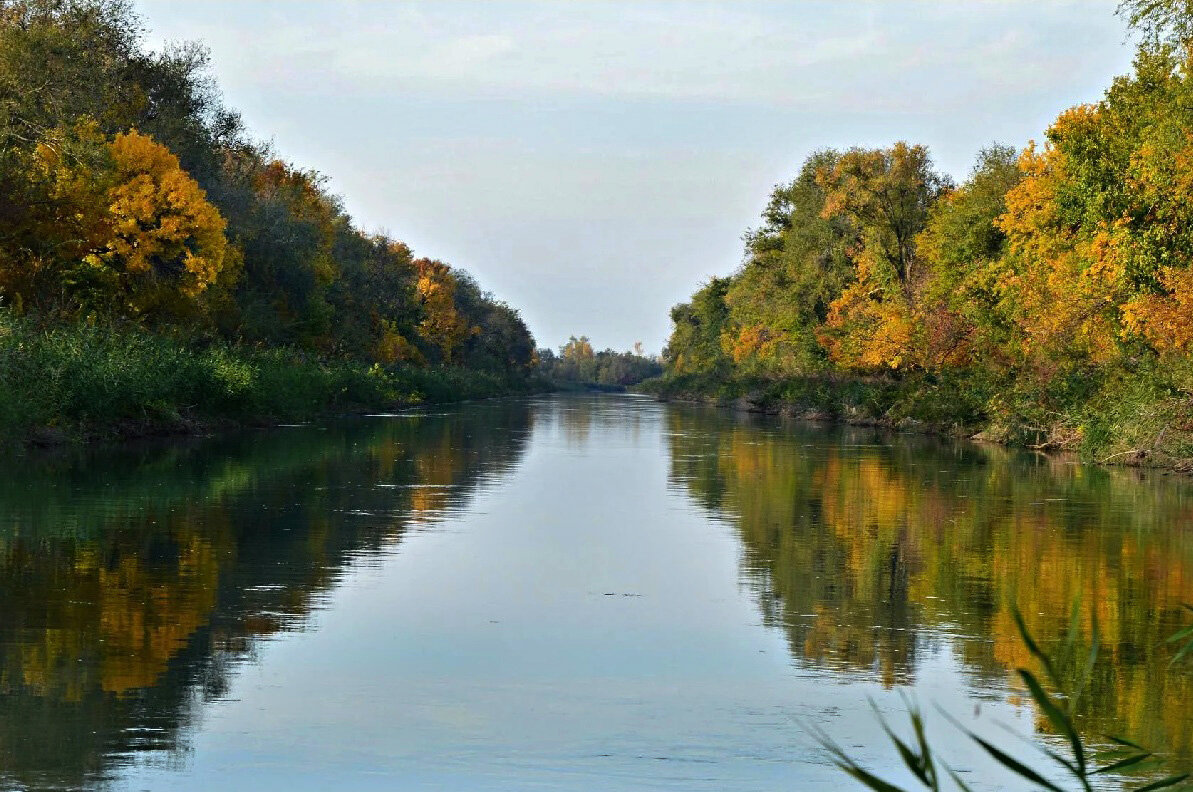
[{"left": 137, "top": 0, "right": 1135, "bottom": 353}]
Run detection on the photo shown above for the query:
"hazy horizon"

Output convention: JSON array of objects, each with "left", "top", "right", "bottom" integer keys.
[{"left": 137, "top": 0, "right": 1136, "bottom": 354}]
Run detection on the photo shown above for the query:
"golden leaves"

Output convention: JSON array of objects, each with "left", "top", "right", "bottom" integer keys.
[
  {"left": 1123, "top": 266, "right": 1193, "bottom": 352},
  {"left": 374, "top": 322, "right": 422, "bottom": 365},
  {"left": 4, "top": 126, "right": 232, "bottom": 317},
  {"left": 414, "top": 258, "right": 476, "bottom": 363},
  {"left": 103, "top": 131, "right": 229, "bottom": 305}
]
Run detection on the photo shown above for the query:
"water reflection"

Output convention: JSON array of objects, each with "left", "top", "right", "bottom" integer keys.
[
  {"left": 0, "top": 401, "right": 532, "bottom": 790},
  {"left": 3, "top": 396, "right": 1193, "bottom": 790},
  {"left": 665, "top": 405, "right": 1193, "bottom": 772}
]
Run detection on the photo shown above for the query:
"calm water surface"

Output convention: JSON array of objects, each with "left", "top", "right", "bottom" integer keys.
[{"left": 1, "top": 394, "right": 1191, "bottom": 791}]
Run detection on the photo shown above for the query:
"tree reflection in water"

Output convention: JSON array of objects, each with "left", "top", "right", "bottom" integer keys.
[
  {"left": 665, "top": 406, "right": 1193, "bottom": 775},
  {"left": 0, "top": 401, "right": 533, "bottom": 789}
]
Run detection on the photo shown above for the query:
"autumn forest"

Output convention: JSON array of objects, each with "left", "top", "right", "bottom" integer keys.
[
  {"left": 0, "top": 0, "right": 546, "bottom": 441},
  {"left": 6, "top": 1, "right": 1193, "bottom": 790},
  {"left": 655, "top": 1, "right": 1193, "bottom": 471}
]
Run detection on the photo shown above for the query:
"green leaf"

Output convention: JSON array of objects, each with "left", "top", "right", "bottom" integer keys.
[
  {"left": 1093, "top": 753, "right": 1153, "bottom": 774},
  {"left": 1171, "top": 638, "right": 1193, "bottom": 667},
  {"left": 1029, "top": 740, "right": 1080, "bottom": 778},
  {"left": 941, "top": 762, "right": 977, "bottom": 792},
  {"left": 966, "top": 732, "right": 1067, "bottom": 792},
  {"left": 1134, "top": 773, "right": 1191, "bottom": 791},
  {"left": 1164, "top": 625, "right": 1193, "bottom": 644},
  {"left": 1109, "top": 735, "right": 1149, "bottom": 751},
  {"left": 994, "top": 718, "right": 1078, "bottom": 777},
  {"left": 1012, "top": 608, "right": 1062, "bottom": 690},
  {"left": 1017, "top": 669, "right": 1086, "bottom": 778},
  {"left": 809, "top": 724, "right": 912, "bottom": 792},
  {"left": 838, "top": 764, "right": 919, "bottom": 792},
  {"left": 870, "top": 697, "right": 935, "bottom": 786}
]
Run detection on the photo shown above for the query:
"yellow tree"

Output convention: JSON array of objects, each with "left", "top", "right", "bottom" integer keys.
[
  {"left": 99, "top": 130, "right": 230, "bottom": 317},
  {"left": 414, "top": 258, "right": 475, "bottom": 363},
  {"left": 815, "top": 143, "right": 949, "bottom": 369},
  {"left": 561, "top": 335, "right": 594, "bottom": 361},
  {"left": 995, "top": 109, "right": 1128, "bottom": 366},
  {"left": 1, "top": 126, "right": 230, "bottom": 319},
  {"left": 0, "top": 120, "right": 111, "bottom": 311}
]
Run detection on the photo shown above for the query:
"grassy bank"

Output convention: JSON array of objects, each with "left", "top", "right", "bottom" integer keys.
[
  {"left": 0, "top": 313, "right": 545, "bottom": 445},
  {"left": 641, "top": 367, "right": 1193, "bottom": 472}
]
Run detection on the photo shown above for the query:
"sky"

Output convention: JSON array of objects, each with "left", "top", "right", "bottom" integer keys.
[{"left": 136, "top": 0, "right": 1137, "bottom": 354}]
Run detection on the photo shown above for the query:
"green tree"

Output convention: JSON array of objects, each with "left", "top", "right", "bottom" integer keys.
[
  {"left": 722, "top": 150, "right": 853, "bottom": 376},
  {"left": 816, "top": 143, "right": 950, "bottom": 370},
  {"left": 665, "top": 278, "right": 731, "bottom": 376}
]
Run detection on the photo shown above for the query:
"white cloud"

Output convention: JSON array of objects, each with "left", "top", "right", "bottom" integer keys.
[{"left": 143, "top": 0, "right": 1124, "bottom": 112}]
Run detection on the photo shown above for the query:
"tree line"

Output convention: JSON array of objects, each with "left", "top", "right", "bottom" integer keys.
[
  {"left": 660, "top": 1, "right": 1193, "bottom": 465},
  {"left": 0, "top": 0, "right": 535, "bottom": 378},
  {"left": 537, "top": 335, "right": 662, "bottom": 388}
]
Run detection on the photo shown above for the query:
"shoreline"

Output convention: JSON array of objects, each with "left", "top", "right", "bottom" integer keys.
[
  {"left": 16, "top": 381, "right": 552, "bottom": 451},
  {"left": 644, "top": 384, "right": 1193, "bottom": 476}
]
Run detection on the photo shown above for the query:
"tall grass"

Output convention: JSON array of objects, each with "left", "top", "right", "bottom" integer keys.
[
  {"left": 818, "top": 605, "right": 1192, "bottom": 792},
  {"left": 643, "top": 365, "right": 1193, "bottom": 470},
  {"left": 0, "top": 311, "right": 537, "bottom": 442}
]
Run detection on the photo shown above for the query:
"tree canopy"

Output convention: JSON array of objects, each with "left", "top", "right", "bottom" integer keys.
[{"left": 0, "top": 0, "right": 536, "bottom": 376}]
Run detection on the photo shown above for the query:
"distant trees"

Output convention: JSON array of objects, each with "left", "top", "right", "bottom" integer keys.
[
  {"left": 0, "top": 0, "right": 535, "bottom": 378},
  {"left": 538, "top": 335, "right": 662, "bottom": 387}
]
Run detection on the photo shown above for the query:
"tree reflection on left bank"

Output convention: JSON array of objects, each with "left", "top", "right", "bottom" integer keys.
[{"left": 0, "top": 402, "right": 533, "bottom": 789}]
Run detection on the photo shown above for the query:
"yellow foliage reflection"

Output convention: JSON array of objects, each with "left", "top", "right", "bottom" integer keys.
[{"left": 666, "top": 407, "right": 1193, "bottom": 766}]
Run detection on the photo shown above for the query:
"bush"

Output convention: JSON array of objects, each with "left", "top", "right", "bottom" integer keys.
[{"left": 0, "top": 311, "right": 540, "bottom": 442}]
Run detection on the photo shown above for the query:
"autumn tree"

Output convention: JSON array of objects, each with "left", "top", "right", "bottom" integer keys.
[
  {"left": 0, "top": 120, "right": 111, "bottom": 312},
  {"left": 561, "top": 335, "right": 594, "bottom": 361},
  {"left": 996, "top": 46, "right": 1193, "bottom": 361},
  {"left": 0, "top": 0, "right": 541, "bottom": 396},
  {"left": 0, "top": 126, "right": 229, "bottom": 318},
  {"left": 815, "top": 143, "right": 950, "bottom": 369},
  {"left": 914, "top": 144, "right": 1022, "bottom": 369},
  {"left": 722, "top": 150, "right": 853, "bottom": 376},
  {"left": 414, "top": 258, "right": 475, "bottom": 364},
  {"left": 99, "top": 130, "right": 229, "bottom": 316}
]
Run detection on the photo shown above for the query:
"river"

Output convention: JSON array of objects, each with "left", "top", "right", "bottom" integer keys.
[{"left": 1, "top": 394, "right": 1190, "bottom": 791}]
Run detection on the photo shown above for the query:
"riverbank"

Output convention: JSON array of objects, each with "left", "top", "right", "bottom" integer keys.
[
  {"left": 0, "top": 316, "right": 547, "bottom": 446},
  {"left": 640, "top": 371, "right": 1193, "bottom": 473}
]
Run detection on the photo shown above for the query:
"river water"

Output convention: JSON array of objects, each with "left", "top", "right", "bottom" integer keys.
[{"left": 1, "top": 394, "right": 1191, "bottom": 791}]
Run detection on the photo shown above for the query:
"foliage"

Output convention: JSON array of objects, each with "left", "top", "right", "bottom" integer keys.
[
  {"left": 414, "top": 258, "right": 475, "bottom": 364},
  {"left": 538, "top": 335, "right": 663, "bottom": 388},
  {"left": 721, "top": 150, "right": 853, "bottom": 376},
  {"left": 1118, "top": 0, "right": 1193, "bottom": 47},
  {"left": 815, "top": 607, "right": 1190, "bottom": 792},
  {"left": 660, "top": 9, "right": 1193, "bottom": 468},
  {"left": 1171, "top": 605, "right": 1193, "bottom": 667},
  {"left": 665, "top": 277, "right": 732, "bottom": 376},
  {"left": 0, "top": 310, "right": 537, "bottom": 441},
  {"left": 101, "top": 130, "right": 230, "bottom": 315},
  {"left": 0, "top": 0, "right": 538, "bottom": 437},
  {"left": 815, "top": 143, "right": 951, "bottom": 370}
]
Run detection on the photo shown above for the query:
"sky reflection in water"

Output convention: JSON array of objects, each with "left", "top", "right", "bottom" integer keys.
[{"left": 0, "top": 394, "right": 1190, "bottom": 790}]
